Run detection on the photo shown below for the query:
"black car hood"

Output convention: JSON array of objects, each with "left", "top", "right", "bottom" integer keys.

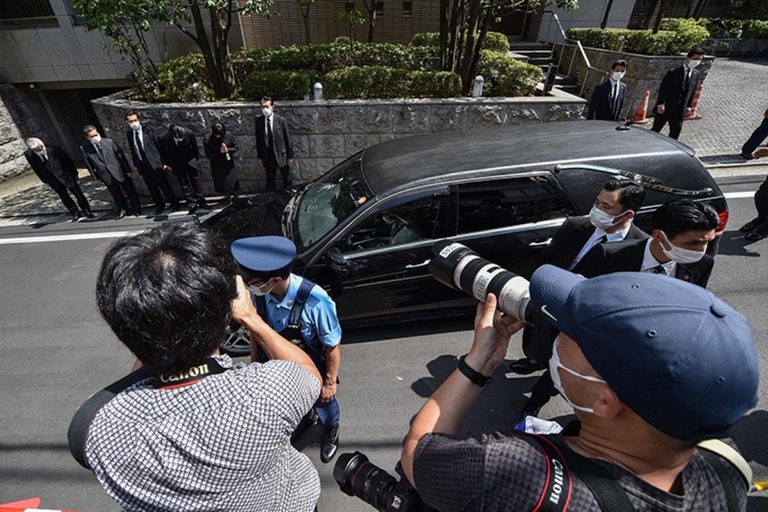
[{"left": 203, "top": 191, "right": 293, "bottom": 243}]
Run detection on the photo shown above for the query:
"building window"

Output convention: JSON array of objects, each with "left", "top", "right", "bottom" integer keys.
[
  {"left": 0, "top": 0, "right": 57, "bottom": 27},
  {"left": 402, "top": 0, "right": 412, "bottom": 16},
  {"left": 375, "top": 1, "right": 384, "bottom": 15}
]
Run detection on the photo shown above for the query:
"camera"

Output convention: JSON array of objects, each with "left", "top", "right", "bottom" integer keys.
[
  {"left": 334, "top": 451, "right": 435, "bottom": 512},
  {"left": 428, "top": 240, "right": 533, "bottom": 323}
]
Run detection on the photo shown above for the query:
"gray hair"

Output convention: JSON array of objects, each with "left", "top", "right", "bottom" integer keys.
[
  {"left": 83, "top": 125, "right": 98, "bottom": 135},
  {"left": 26, "top": 137, "right": 43, "bottom": 149}
]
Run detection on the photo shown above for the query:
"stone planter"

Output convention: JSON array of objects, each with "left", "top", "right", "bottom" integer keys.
[
  {"left": 92, "top": 89, "right": 587, "bottom": 196},
  {"left": 702, "top": 38, "right": 768, "bottom": 57},
  {"left": 552, "top": 44, "right": 715, "bottom": 122}
]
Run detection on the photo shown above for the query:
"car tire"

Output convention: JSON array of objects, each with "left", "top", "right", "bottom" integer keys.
[{"left": 220, "top": 322, "right": 252, "bottom": 356}]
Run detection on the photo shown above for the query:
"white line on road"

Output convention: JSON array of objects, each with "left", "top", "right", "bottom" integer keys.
[
  {"left": 724, "top": 191, "right": 756, "bottom": 199},
  {"left": 0, "top": 230, "right": 141, "bottom": 245}
]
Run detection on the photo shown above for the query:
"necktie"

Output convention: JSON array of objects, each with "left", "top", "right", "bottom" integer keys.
[
  {"left": 612, "top": 84, "right": 619, "bottom": 117},
  {"left": 596, "top": 235, "right": 608, "bottom": 245},
  {"left": 651, "top": 265, "right": 666, "bottom": 274},
  {"left": 266, "top": 118, "right": 273, "bottom": 147},
  {"left": 684, "top": 70, "right": 690, "bottom": 91},
  {"left": 134, "top": 131, "right": 142, "bottom": 161},
  {"left": 42, "top": 153, "right": 48, "bottom": 164},
  {"left": 95, "top": 142, "right": 103, "bottom": 155}
]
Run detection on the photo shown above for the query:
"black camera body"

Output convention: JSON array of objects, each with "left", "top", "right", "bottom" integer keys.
[{"left": 334, "top": 451, "right": 435, "bottom": 512}]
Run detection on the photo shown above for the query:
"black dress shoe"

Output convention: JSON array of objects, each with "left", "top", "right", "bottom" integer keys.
[
  {"left": 740, "top": 218, "right": 764, "bottom": 233},
  {"left": 188, "top": 205, "right": 199, "bottom": 215},
  {"left": 741, "top": 152, "right": 754, "bottom": 160},
  {"left": 746, "top": 231, "right": 765, "bottom": 241},
  {"left": 171, "top": 205, "right": 182, "bottom": 212},
  {"left": 70, "top": 212, "right": 82, "bottom": 223},
  {"left": 320, "top": 426, "right": 339, "bottom": 463},
  {"left": 133, "top": 210, "right": 142, "bottom": 217},
  {"left": 84, "top": 210, "right": 96, "bottom": 219},
  {"left": 508, "top": 358, "right": 545, "bottom": 375},
  {"left": 154, "top": 206, "right": 166, "bottom": 216},
  {"left": 115, "top": 210, "right": 127, "bottom": 220}
]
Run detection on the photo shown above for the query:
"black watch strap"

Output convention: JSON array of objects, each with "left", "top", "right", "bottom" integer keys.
[{"left": 458, "top": 355, "right": 491, "bottom": 387}]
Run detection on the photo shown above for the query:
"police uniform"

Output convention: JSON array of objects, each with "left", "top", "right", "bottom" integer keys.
[{"left": 231, "top": 236, "right": 342, "bottom": 463}]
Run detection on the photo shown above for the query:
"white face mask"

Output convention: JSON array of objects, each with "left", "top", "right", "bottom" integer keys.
[
  {"left": 173, "top": 137, "right": 184, "bottom": 143},
  {"left": 549, "top": 336, "right": 607, "bottom": 414},
  {"left": 90, "top": 135, "right": 102, "bottom": 144},
  {"left": 129, "top": 121, "right": 141, "bottom": 131},
  {"left": 248, "top": 280, "right": 275, "bottom": 297},
  {"left": 611, "top": 71, "right": 625, "bottom": 81},
  {"left": 589, "top": 206, "right": 624, "bottom": 230},
  {"left": 659, "top": 231, "right": 706, "bottom": 264},
  {"left": 687, "top": 59, "right": 701, "bottom": 69},
  {"left": 262, "top": 107, "right": 273, "bottom": 117}
]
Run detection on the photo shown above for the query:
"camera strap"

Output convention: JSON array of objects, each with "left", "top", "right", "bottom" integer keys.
[{"left": 526, "top": 434, "right": 634, "bottom": 512}]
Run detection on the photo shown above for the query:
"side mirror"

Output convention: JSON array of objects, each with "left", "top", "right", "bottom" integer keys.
[{"left": 327, "top": 247, "right": 352, "bottom": 276}]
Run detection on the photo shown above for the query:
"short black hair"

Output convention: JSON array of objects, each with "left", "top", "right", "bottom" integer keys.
[
  {"left": 96, "top": 224, "right": 238, "bottom": 373},
  {"left": 124, "top": 111, "right": 139, "bottom": 120},
  {"left": 211, "top": 123, "right": 226, "bottom": 136},
  {"left": 687, "top": 46, "right": 705, "bottom": 58},
  {"left": 603, "top": 179, "right": 646, "bottom": 213},
  {"left": 651, "top": 199, "right": 719, "bottom": 239},
  {"left": 261, "top": 96, "right": 274, "bottom": 106},
  {"left": 611, "top": 59, "right": 628, "bottom": 70},
  {"left": 169, "top": 124, "right": 186, "bottom": 138}
]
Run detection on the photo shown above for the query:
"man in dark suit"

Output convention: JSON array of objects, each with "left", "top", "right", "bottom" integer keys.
[
  {"left": 81, "top": 125, "right": 141, "bottom": 219},
  {"left": 576, "top": 199, "right": 719, "bottom": 287},
  {"left": 508, "top": 179, "right": 648, "bottom": 378},
  {"left": 161, "top": 124, "right": 209, "bottom": 214},
  {"left": 125, "top": 111, "right": 181, "bottom": 216},
  {"left": 24, "top": 137, "right": 94, "bottom": 222},
  {"left": 651, "top": 46, "right": 705, "bottom": 140},
  {"left": 256, "top": 96, "right": 294, "bottom": 191},
  {"left": 587, "top": 59, "right": 628, "bottom": 122}
]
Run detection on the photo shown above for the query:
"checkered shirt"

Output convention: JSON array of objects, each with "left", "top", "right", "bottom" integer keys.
[
  {"left": 414, "top": 431, "right": 747, "bottom": 511},
  {"left": 86, "top": 355, "right": 321, "bottom": 511}
]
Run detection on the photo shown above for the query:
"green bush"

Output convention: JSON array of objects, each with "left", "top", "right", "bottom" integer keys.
[
  {"left": 410, "top": 31, "right": 510, "bottom": 53},
  {"left": 152, "top": 53, "right": 214, "bottom": 102},
  {"left": 742, "top": 19, "right": 768, "bottom": 39},
  {"left": 476, "top": 51, "right": 542, "bottom": 97},
  {"left": 685, "top": 18, "right": 768, "bottom": 39},
  {"left": 323, "top": 66, "right": 461, "bottom": 99},
  {"left": 410, "top": 32, "right": 439, "bottom": 47},
  {"left": 242, "top": 70, "right": 312, "bottom": 101},
  {"left": 567, "top": 24, "right": 709, "bottom": 55}
]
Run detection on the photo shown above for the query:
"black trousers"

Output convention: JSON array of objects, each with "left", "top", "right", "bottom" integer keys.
[
  {"left": 742, "top": 117, "right": 768, "bottom": 156},
  {"left": 49, "top": 179, "right": 91, "bottom": 216},
  {"left": 171, "top": 162, "right": 206, "bottom": 206},
  {"left": 752, "top": 178, "right": 768, "bottom": 236},
  {"left": 265, "top": 153, "right": 292, "bottom": 191},
  {"left": 651, "top": 109, "right": 684, "bottom": 140},
  {"left": 105, "top": 177, "right": 141, "bottom": 215},
  {"left": 138, "top": 162, "right": 179, "bottom": 209}
]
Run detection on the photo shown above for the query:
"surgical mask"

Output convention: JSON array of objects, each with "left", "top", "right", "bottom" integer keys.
[
  {"left": 129, "top": 121, "right": 141, "bottom": 130},
  {"left": 262, "top": 107, "right": 273, "bottom": 117},
  {"left": 549, "top": 337, "right": 607, "bottom": 414},
  {"left": 687, "top": 59, "right": 701, "bottom": 69},
  {"left": 90, "top": 135, "right": 102, "bottom": 144},
  {"left": 173, "top": 137, "right": 184, "bottom": 143},
  {"left": 248, "top": 280, "right": 275, "bottom": 297},
  {"left": 589, "top": 206, "right": 623, "bottom": 230},
  {"left": 659, "top": 231, "right": 705, "bottom": 264},
  {"left": 611, "top": 71, "right": 625, "bottom": 81}
]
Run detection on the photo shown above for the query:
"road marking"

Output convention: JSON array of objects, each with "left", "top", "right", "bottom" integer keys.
[
  {"left": 724, "top": 191, "right": 755, "bottom": 199},
  {"left": 0, "top": 230, "right": 141, "bottom": 245}
]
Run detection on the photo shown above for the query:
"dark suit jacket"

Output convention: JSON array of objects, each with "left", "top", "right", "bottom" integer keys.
[
  {"left": 204, "top": 132, "right": 238, "bottom": 173},
  {"left": 24, "top": 145, "right": 78, "bottom": 188},
  {"left": 575, "top": 238, "right": 714, "bottom": 288},
  {"left": 255, "top": 114, "right": 293, "bottom": 167},
  {"left": 161, "top": 131, "right": 200, "bottom": 170},
  {"left": 80, "top": 138, "right": 131, "bottom": 185},
  {"left": 587, "top": 79, "right": 626, "bottom": 121},
  {"left": 126, "top": 124, "right": 165, "bottom": 172},
  {"left": 654, "top": 65, "right": 700, "bottom": 118}
]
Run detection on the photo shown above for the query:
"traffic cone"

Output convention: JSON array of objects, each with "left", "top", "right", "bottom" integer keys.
[
  {"left": 684, "top": 84, "right": 703, "bottom": 120},
  {"left": 631, "top": 90, "right": 650, "bottom": 124}
]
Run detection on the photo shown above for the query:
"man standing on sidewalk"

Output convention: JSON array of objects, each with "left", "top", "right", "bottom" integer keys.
[
  {"left": 256, "top": 97, "right": 294, "bottom": 191},
  {"left": 161, "top": 124, "right": 209, "bottom": 214},
  {"left": 80, "top": 125, "right": 142, "bottom": 219},
  {"left": 24, "top": 137, "right": 94, "bottom": 222},
  {"left": 651, "top": 47, "right": 705, "bottom": 140},
  {"left": 587, "top": 60, "right": 628, "bottom": 122}
]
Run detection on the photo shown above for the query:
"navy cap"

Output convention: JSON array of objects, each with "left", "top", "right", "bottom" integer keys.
[
  {"left": 529, "top": 265, "right": 759, "bottom": 442},
  {"left": 230, "top": 236, "right": 296, "bottom": 275}
]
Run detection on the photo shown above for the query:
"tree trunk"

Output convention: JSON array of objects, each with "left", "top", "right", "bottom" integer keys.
[
  {"left": 652, "top": 0, "right": 668, "bottom": 34},
  {"left": 600, "top": 0, "right": 614, "bottom": 29},
  {"left": 302, "top": 5, "right": 312, "bottom": 46},
  {"left": 368, "top": 10, "right": 376, "bottom": 43}
]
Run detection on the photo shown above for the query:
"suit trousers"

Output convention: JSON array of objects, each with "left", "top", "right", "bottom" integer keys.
[
  {"left": 172, "top": 163, "right": 206, "bottom": 206},
  {"left": 49, "top": 179, "right": 91, "bottom": 216},
  {"left": 742, "top": 118, "right": 768, "bottom": 156},
  {"left": 106, "top": 177, "right": 141, "bottom": 214},
  {"left": 651, "top": 109, "right": 684, "bottom": 140},
  {"left": 138, "top": 161, "right": 179, "bottom": 209},
  {"left": 265, "top": 152, "right": 292, "bottom": 191},
  {"left": 752, "top": 178, "right": 768, "bottom": 235}
]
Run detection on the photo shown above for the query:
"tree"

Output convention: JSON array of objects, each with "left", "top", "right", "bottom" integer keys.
[
  {"left": 332, "top": 5, "right": 367, "bottom": 49},
  {"left": 359, "top": 0, "right": 381, "bottom": 42},
  {"left": 297, "top": 0, "right": 315, "bottom": 47},
  {"left": 438, "top": 0, "right": 578, "bottom": 94},
  {"left": 74, "top": 0, "right": 273, "bottom": 99}
]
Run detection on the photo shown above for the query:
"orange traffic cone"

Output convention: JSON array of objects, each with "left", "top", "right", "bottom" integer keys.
[
  {"left": 632, "top": 90, "right": 650, "bottom": 124},
  {"left": 684, "top": 84, "right": 703, "bottom": 120}
]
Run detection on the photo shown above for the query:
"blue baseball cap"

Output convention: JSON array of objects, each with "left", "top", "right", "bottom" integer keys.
[
  {"left": 529, "top": 265, "right": 758, "bottom": 442},
  {"left": 230, "top": 236, "right": 296, "bottom": 276}
]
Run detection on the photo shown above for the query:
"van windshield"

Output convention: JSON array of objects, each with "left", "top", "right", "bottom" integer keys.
[{"left": 294, "top": 154, "right": 373, "bottom": 252}]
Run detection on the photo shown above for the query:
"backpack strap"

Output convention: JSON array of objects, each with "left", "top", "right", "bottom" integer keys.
[
  {"left": 697, "top": 439, "right": 751, "bottom": 512},
  {"left": 288, "top": 277, "right": 316, "bottom": 328}
]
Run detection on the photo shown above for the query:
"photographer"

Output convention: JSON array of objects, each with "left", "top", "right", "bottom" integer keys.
[
  {"left": 85, "top": 224, "right": 322, "bottom": 511},
  {"left": 401, "top": 267, "right": 758, "bottom": 511}
]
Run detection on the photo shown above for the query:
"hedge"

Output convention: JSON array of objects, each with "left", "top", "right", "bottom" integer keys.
[
  {"left": 243, "top": 70, "right": 312, "bottom": 101},
  {"left": 476, "top": 51, "right": 543, "bottom": 97},
  {"left": 676, "top": 17, "right": 768, "bottom": 39},
  {"left": 322, "top": 66, "right": 462, "bottom": 99},
  {"left": 567, "top": 21, "right": 710, "bottom": 55},
  {"left": 410, "top": 31, "right": 510, "bottom": 53},
  {"left": 151, "top": 53, "right": 214, "bottom": 102}
]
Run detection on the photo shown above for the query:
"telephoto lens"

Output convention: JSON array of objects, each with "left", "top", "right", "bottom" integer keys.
[
  {"left": 429, "top": 240, "right": 533, "bottom": 323},
  {"left": 334, "top": 451, "right": 424, "bottom": 511}
]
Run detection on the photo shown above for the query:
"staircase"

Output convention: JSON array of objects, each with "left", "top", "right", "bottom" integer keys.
[{"left": 507, "top": 39, "right": 581, "bottom": 96}]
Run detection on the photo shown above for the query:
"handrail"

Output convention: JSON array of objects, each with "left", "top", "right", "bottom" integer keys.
[{"left": 541, "top": 10, "right": 567, "bottom": 42}]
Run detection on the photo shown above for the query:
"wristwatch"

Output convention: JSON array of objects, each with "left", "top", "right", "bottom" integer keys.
[{"left": 458, "top": 355, "right": 491, "bottom": 387}]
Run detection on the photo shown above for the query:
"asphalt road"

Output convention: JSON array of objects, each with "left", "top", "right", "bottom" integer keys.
[{"left": 0, "top": 180, "right": 767, "bottom": 511}]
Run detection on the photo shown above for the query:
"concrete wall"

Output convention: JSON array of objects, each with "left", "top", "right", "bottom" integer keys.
[
  {"left": 92, "top": 90, "right": 586, "bottom": 196},
  {"left": 703, "top": 38, "right": 768, "bottom": 58},
  {"left": 553, "top": 44, "right": 715, "bottom": 122},
  {"left": 532, "top": 0, "right": 637, "bottom": 43},
  {"left": 0, "top": 84, "right": 59, "bottom": 182}
]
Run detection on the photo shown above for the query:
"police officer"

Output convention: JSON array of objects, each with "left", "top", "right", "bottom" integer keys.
[{"left": 231, "top": 236, "right": 342, "bottom": 463}]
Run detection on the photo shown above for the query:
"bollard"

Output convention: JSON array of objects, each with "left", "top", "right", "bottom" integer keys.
[
  {"left": 313, "top": 82, "right": 323, "bottom": 101},
  {"left": 472, "top": 75, "right": 484, "bottom": 98}
]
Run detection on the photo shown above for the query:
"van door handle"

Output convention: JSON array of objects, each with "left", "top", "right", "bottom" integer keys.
[
  {"left": 405, "top": 259, "right": 431, "bottom": 269},
  {"left": 528, "top": 238, "right": 552, "bottom": 248}
]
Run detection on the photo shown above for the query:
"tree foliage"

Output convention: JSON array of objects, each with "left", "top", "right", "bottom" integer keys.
[
  {"left": 74, "top": 0, "right": 273, "bottom": 99},
  {"left": 438, "top": 0, "right": 578, "bottom": 94}
]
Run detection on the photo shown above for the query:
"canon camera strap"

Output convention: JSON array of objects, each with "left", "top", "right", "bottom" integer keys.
[{"left": 67, "top": 358, "right": 228, "bottom": 469}]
